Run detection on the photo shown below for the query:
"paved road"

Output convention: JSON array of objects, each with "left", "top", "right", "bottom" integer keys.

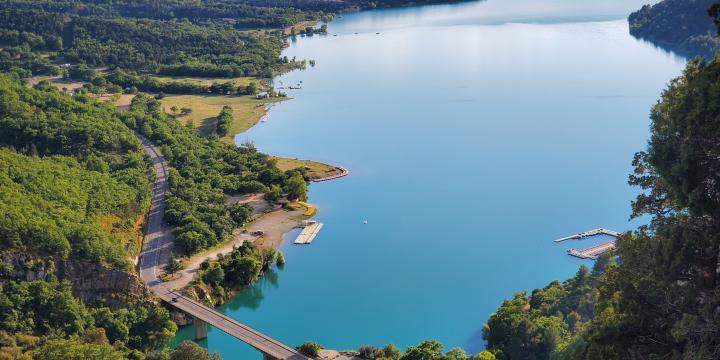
[{"left": 136, "top": 133, "right": 308, "bottom": 360}]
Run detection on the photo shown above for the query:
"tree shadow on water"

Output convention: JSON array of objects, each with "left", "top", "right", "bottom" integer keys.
[{"left": 224, "top": 269, "right": 281, "bottom": 311}]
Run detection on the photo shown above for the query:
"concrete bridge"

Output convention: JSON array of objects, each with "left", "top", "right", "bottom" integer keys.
[{"left": 136, "top": 133, "right": 309, "bottom": 360}]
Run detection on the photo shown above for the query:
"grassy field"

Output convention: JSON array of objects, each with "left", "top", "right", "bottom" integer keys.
[
  {"left": 48, "top": 80, "right": 86, "bottom": 91},
  {"left": 273, "top": 157, "right": 344, "bottom": 180},
  {"left": 160, "top": 94, "right": 284, "bottom": 142}
]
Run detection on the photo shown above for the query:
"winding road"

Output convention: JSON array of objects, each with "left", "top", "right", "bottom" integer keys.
[{"left": 136, "top": 133, "right": 308, "bottom": 360}]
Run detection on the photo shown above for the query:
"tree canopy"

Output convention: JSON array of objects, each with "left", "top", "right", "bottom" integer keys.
[{"left": 629, "top": 0, "right": 720, "bottom": 58}]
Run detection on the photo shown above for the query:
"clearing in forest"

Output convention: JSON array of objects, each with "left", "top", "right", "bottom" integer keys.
[{"left": 160, "top": 94, "right": 284, "bottom": 142}]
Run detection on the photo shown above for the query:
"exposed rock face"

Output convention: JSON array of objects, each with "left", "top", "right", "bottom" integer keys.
[
  {"left": 62, "top": 260, "right": 149, "bottom": 309},
  {"left": 170, "top": 309, "right": 194, "bottom": 326},
  {"left": 1, "top": 252, "right": 148, "bottom": 310}
]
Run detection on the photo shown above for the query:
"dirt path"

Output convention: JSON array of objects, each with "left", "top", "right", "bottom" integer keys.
[{"left": 250, "top": 207, "right": 306, "bottom": 249}]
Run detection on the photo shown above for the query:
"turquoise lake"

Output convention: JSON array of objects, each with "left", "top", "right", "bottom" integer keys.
[{"left": 174, "top": 0, "right": 687, "bottom": 357}]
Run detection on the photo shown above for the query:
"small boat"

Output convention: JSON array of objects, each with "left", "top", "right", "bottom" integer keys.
[{"left": 363, "top": 220, "right": 368, "bottom": 224}]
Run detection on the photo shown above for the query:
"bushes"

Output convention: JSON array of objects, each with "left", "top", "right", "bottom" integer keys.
[
  {"left": 0, "top": 279, "right": 176, "bottom": 353},
  {"left": 34, "top": 338, "right": 126, "bottom": 360},
  {"left": 228, "top": 203, "right": 252, "bottom": 225},
  {"left": 191, "top": 242, "right": 264, "bottom": 305},
  {"left": 297, "top": 342, "right": 324, "bottom": 358},
  {"left": 105, "top": 69, "right": 257, "bottom": 96},
  {"left": 170, "top": 341, "right": 221, "bottom": 360},
  {"left": 285, "top": 172, "right": 308, "bottom": 201},
  {"left": 216, "top": 106, "right": 234, "bottom": 136},
  {"left": 264, "top": 184, "right": 282, "bottom": 204}
]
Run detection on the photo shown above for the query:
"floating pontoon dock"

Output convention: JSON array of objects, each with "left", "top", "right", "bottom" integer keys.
[
  {"left": 294, "top": 222, "right": 324, "bottom": 244},
  {"left": 556, "top": 227, "right": 621, "bottom": 260},
  {"left": 568, "top": 240, "right": 616, "bottom": 260},
  {"left": 554, "top": 228, "right": 620, "bottom": 242}
]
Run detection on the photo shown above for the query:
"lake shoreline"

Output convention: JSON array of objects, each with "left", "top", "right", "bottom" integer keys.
[{"left": 168, "top": 86, "right": 348, "bottom": 306}]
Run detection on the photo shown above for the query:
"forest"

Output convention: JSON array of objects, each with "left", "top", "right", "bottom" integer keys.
[
  {"left": 0, "top": 73, "right": 185, "bottom": 358},
  {"left": 629, "top": 0, "right": 720, "bottom": 58}
]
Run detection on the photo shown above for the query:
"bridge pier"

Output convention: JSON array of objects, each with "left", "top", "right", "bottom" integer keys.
[
  {"left": 193, "top": 316, "right": 208, "bottom": 340},
  {"left": 262, "top": 353, "right": 280, "bottom": 360}
]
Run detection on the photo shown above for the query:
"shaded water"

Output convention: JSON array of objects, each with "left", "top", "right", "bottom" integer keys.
[{"left": 173, "top": 0, "right": 686, "bottom": 357}]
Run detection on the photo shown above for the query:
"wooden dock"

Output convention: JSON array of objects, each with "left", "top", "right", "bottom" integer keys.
[
  {"left": 568, "top": 240, "right": 616, "bottom": 259},
  {"left": 554, "top": 228, "right": 620, "bottom": 242},
  {"left": 294, "top": 222, "right": 324, "bottom": 244}
]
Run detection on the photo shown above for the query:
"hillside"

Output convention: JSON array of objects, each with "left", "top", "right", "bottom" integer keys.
[
  {"left": 628, "top": 0, "right": 720, "bottom": 58},
  {"left": 0, "top": 72, "right": 184, "bottom": 358}
]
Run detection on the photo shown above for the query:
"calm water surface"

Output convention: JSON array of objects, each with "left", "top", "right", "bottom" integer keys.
[{"left": 174, "top": 0, "right": 686, "bottom": 357}]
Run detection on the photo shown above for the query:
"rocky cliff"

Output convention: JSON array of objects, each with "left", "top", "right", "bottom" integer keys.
[{"left": 1, "top": 252, "right": 149, "bottom": 310}]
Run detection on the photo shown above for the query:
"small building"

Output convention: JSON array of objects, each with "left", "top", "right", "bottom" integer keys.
[{"left": 256, "top": 92, "right": 269, "bottom": 99}]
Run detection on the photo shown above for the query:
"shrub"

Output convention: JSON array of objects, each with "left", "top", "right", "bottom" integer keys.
[
  {"left": 296, "top": 342, "right": 323, "bottom": 358},
  {"left": 358, "top": 345, "right": 378, "bottom": 359}
]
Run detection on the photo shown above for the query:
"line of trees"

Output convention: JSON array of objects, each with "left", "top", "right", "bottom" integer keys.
[{"left": 216, "top": 106, "right": 234, "bottom": 136}]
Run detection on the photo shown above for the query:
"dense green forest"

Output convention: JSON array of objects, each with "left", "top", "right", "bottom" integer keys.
[
  {"left": 0, "top": 73, "right": 184, "bottom": 358},
  {"left": 0, "top": 73, "right": 151, "bottom": 266},
  {"left": 0, "top": 8, "right": 289, "bottom": 77},
  {"left": 629, "top": 0, "right": 720, "bottom": 58},
  {"left": 482, "top": 53, "right": 720, "bottom": 360},
  {"left": 0, "top": 0, "right": 456, "bottom": 81}
]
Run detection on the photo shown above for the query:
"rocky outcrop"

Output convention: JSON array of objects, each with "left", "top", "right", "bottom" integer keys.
[
  {"left": 1, "top": 252, "right": 148, "bottom": 310},
  {"left": 170, "top": 309, "right": 194, "bottom": 326},
  {"left": 61, "top": 260, "right": 149, "bottom": 309}
]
